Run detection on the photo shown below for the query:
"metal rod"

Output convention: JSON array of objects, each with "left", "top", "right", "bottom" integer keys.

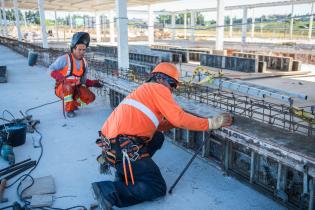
[
  {"left": 168, "top": 137, "right": 208, "bottom": 194},
  {"left": 0, "top": 160, "right": 35, "bottom": 177},
  {"left": 1, "top": 161, "right": 36, "bottom": 181},
  {"left": 0, "top": 158, "right": 31, "bottom": 174}
]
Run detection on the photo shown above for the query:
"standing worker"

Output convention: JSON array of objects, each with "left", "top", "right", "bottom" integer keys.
[
  {"left": 92, "top": 63, "right": 233, "bottom": 210},
  {"left": 49, "top": 32, "right": 102, "bottom": 118}
]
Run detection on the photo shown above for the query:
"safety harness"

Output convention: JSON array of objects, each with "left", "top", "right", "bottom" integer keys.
[
  {"left": 96, "top": 98, "right": 160, "bottom": 186},
  {"left": 96, "top": 132, "right": 150, "bottom": 186}
]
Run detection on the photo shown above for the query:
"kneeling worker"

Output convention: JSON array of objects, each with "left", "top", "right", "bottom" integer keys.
[
  {"left": 92, "top": 63, "right": 233, "bottom": 209},
  {"left": 49, "top": 32, "right": 102, "bottom": 118}
]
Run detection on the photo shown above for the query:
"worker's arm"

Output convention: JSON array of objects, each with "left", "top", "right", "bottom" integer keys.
[
  {"left": 152, "top": 84, "right": 209, "bottom": 131},
  {"left": 48, "top": 55, "right": 67, "bottom": 81},
  {"left": 80, "top": 60, "right": 102, "bottom": 88},
  {"left": 48, "top": 55, "right": 67, "bottom": 72},
  {"left": 157, "top": 118, "right": 174, "bottom": 132}
]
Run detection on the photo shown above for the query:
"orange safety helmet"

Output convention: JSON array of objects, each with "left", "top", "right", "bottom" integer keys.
[{"left": 151, "top": 62, "right": 180, "bottom": 83}]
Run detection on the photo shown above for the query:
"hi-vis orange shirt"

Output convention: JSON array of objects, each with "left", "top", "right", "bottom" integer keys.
[{"left": 101, "top": 83, "right": 209, "bottom": 140}]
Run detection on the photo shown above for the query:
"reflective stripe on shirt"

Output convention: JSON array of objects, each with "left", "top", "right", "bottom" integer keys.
[{"left": 120, "top": 98, "right": 159, "bottom": 128}]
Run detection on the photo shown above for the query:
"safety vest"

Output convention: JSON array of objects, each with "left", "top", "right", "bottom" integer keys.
[{"left": 57, "top": 53, "right": 86, "bottom": 84}]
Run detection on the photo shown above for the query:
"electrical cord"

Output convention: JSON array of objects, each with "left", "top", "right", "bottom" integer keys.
[
  {"left": 0, "top": 100, "right": 86, "bottom": 209},
  {"left": 25, "top": 100, "right": 61, "bottom": 116}
]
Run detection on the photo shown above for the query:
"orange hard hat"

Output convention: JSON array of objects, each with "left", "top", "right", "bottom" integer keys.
[{"left": 151, "top": 62, "right": 180, "bottom": 83}]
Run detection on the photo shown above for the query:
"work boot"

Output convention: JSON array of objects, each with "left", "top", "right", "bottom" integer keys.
[
  {"left": 91, "top": 182, "right": 113, "bottom": 210},
  {"left": 66, "top": 111, "right": 76, "bottom": 118}
]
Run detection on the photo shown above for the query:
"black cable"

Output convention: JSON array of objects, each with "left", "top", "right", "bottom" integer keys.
[
  {"left": 16, "top": 127, "right": 43, "bottom": 208},
  {"left": 39, "top": 205, "right": 87, "bottom": 210},
  {"left": 0, "top": 117, "right": 11, "bottom": 123},
  {"left": 16, "top": 174, "right": 34, "bottom": 206},
  {"left": 25, "top": 99, "right": 61, "bottom": 116},
  {"left": 2, "top": 110, "right": 16, "bottom": 122}
]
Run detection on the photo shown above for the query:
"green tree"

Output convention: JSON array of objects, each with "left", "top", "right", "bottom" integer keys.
[{"left": 156, "top": 14, "right": 171, "bottom": 24}]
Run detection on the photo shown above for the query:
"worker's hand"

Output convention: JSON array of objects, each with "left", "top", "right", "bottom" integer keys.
[
  {"left": 50, "top": 71, "right": 64, "bottom": 82},
  {"left": 86, "top": 79, "right": 103, "bottom": 88},
  {"left": 208, "top": 113, "right": 233, "bottom": 130}
]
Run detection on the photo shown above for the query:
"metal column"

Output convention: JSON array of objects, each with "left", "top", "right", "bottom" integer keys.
[
  {"left": 242, "top": 8, "right": 248, "bottom": 45},
  {"left": 13, "top": 0, "right": 22, "bottom": 41},
  {"left": 148, "top": 4, "right": 154, "bottom": 44},
  {"left": 184, "top": 12, "right": 187, "bottom": 39},
  {"left": 69, "top": 12, "right": 73, "bottom": 30},
  {"left": 190, "top": 11, "right": 195, "bottom": 41},
  {"left": 109, "top": 10, "right": 115, "bottom": 44},
  {"left": 0, "top": 6, "right": 3, "bottom": 36},
  {"left": 115, "top": 0, "right": 129, "bottom": 71},
  {"left": 23, "top": 11, "right": 27, "bottom": 28},
  {"left": 229, "top": 17, "right": 233, "bottom": 38},
  {"left": 290, "top": 4, "right": 294, "bottom": 39},
  {"left": 309, "top": 2, "right": 314, "bottom": 40},
  {"left": 171, "top": 14, "right": 176, "bottom": 41},
  {"left": 251, "top": 9, "right": 255, "bottom": 39},
  {"left": 1, "top": 0, "right": 7, "bottom": 37},
  {"left": 96, "top": 12, "right": 101, "bottom": 43},
  {"left": 216, "top": 0, "right": 225, "bottom": 50},
  {"left": 55, "top": 11, "right": 59, "bottom": 42},
  {"left": 38, "top": 0, "right": 48, "bottom": 48}
]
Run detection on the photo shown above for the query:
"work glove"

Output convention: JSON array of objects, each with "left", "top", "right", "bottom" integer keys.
[
  {"left": 208, "top": 112, "right": 233, "bottom": 130},
  {"left": 50, "top": 71, "right": 64, "bottom": 82},
  {"left": 86, "top": 79, "right": 103, "bottom": 88}
]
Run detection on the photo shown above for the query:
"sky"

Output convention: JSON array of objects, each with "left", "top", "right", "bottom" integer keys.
[{"left": 45, "top": 0, "right": 312, "bottom": 21}]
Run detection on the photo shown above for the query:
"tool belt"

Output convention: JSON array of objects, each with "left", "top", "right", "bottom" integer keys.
[{"left": 96, "top": 131, "right": 150, "bottom": 185}]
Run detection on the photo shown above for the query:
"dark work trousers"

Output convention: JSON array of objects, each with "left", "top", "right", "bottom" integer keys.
[{"left": 93, "top": 131, "right": 167, "bottom": 208}]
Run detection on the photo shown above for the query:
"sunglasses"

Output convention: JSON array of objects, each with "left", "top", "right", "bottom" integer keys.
[{"left": 164, "top": 77, "right": 178, "bottom": 89}]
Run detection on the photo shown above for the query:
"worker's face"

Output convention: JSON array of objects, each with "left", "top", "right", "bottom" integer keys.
[
  {"left": 158, "top": 78, "right": 174, "bottom": 92},
  {"left": 72, "top": 44, "right": 86, "bottom": 60}
]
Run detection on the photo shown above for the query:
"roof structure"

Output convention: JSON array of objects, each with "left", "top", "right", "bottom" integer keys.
[{"left": 2, "top": 0, "right": 176, "bottom": 11}]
